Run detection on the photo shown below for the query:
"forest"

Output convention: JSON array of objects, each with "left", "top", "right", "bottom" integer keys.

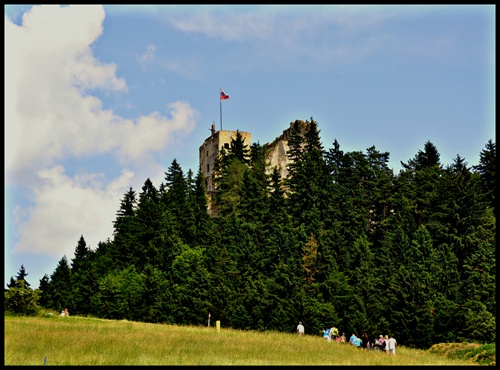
[{"left": 6, "top": 118, "right": 496, "bottom": 350}]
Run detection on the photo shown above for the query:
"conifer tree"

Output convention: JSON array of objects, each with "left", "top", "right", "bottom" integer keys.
[
  {"left": 70, "top": 235, "right": 96, "bottom": 315},
  {"left": 6, "top": 276, "right": 17, "bottom": 290},
  {"left": 238, "top": 142, "right": 269, "bottom": 224},
  {"left": 162, "top": 159, "right": 195, "bottom": 244},
  {"left": 135, "top": 178, "right": 167, "bottom": 269},
  {"left": 473, "top": 139, "right": 496, "bottom": 215},
  {"left": 285, "top": 118, "right": 330, "bottom": 232},
  {"left": 45, "top": 256, "right": 72, "bottom": 312},
  {"left": 435, "top": 156, "right": 490, "bottom": 273},
  {"left": 38, "top": 274, "right": 51, "bottom": 307},
  {"left": 7, "top": 264, "right": 31, "bottom": 289},
  {"left": 171, "top": 246, "right": 212, "bottom": 325},
  {"left": 212, "top": 131, "right": 251, "bottom": 217},
  {"left": 112, "top": 187, "right": 138, "bottom": 268},
  {"left": 187, "top": 166, "right": 216, "bottom": 247},
  {"left": 399, "top": 140, "right": 442, "bottom": 227}
]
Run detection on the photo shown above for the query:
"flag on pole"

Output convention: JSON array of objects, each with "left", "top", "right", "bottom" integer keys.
[{"left": 220, "top": 89, "right": 230, "bottom": 100}]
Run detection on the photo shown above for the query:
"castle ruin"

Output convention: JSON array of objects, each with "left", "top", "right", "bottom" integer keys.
[
  {"left": 199, "top": 124, "right": 252, "bottom": 195},
  {"left": 199, "top": 120, "right": 310, "bottom": 196},
  {"left": 264, "top": 120, "right": 310, "bottom": 180}
]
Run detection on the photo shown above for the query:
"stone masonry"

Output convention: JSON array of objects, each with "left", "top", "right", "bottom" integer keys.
[
  {"left": 199, "top": 124, "right": 252, "bottom": 195},
  {"left": 199, "top": 120, "right": 310, "bottom": 196}
]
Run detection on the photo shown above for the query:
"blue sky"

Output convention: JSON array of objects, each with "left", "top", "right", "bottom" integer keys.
[{"left": 5, "top": 5, "right": 495, "bottom": 288}]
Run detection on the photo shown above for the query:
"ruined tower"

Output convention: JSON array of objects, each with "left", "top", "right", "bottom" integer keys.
[
  {"left": 199, "top": 120, "right": 310, "bottom": 198},
  {"left": 264, "top": 120, "right": 310, "bottom": 180},
  {"left": 199, "top": 124, "right": 252, "bottom": 195}
]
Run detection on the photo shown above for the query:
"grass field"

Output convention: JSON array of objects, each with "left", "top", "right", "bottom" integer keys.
[{"left": 4, "top": 314, "right": 487, "bottom": 366}]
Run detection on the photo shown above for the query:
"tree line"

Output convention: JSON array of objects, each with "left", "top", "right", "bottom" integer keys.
[{"left": 6, "top": 118, "right": 496, "bottom": 349}]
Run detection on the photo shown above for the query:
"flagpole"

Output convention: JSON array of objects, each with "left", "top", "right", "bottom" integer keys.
[{"left": 219, "top": 88, "right": 229, "bottom": 131}]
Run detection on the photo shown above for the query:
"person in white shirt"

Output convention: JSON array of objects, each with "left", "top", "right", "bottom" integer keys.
[
  {"left": 296, "top": 322, "right": 305, "bottom": 335},
  {"left": 387, "top": 334, "right": 397, "bottom": 355}
]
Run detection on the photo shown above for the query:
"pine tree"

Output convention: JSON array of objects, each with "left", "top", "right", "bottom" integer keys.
[
  {"left": 6, "top": 276, "right": 17, "bottom": 290},
  {"left": 238, "top": 142, "right": 270, "bottom": 224},
  {"left": 38, "top": 274, "right": 51, "bottom": 307},
  {"left": 186, "top": 166, "right": 215, "bottom": 247},
  {"left": 112, "top": 187, "right": 138, "bottom": 268},
  {"left": 285, "top": 118, "right": 329, "bottom": 233},
  {"left": 8, "top": 264, "right": 31, "bottom": 289},
  {"left": 162, "top": 159, "right": 188, "bottom": 222},
  {"left": 398, "top": 140, "right": 442, "bottom": 228},
  {"left": 135, "top": 178, "right": 165, "bottom": 269},
  {"left": 46, "top": 256, "right": 72, "bottom": 312},
  {"left": 70, "top": 235, "right": 96, "bottom": 315},
  {"left": 212, "top": 131, "right": 251, "bottom": 217},
  {"left": 473, "top": 139, "right": 496, "bottom": 216}
]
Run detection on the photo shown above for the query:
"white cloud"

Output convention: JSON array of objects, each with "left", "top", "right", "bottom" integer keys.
[
  {"left": 160, "top": 6, "right": 394, "bottom": 68},
  {"left": 5, "top": 5, "right": 199, "bottom": 259},
  {"left": 13, "top": 166, "right": 134, "bottom": 256},
  {"left": 138, "top": 44, "right": 157, "bottom": 67},
  {"left": 161, "top": 5, "right": 473, "bottom": 68}
]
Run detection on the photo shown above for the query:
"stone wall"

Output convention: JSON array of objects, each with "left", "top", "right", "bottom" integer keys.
[
  {"left": 199, "top": 125, "right": 251, "bottom": 194},
  {"left": 199, "top": 120, "right": 309, "bottom": 195},
  {"left": 264, "top": 120, "right": 310, "bottom": 179}
]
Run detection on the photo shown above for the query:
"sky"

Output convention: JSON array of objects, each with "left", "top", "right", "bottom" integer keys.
[{"left": 4, "top": 5, "right": 495, "bottom": 289}]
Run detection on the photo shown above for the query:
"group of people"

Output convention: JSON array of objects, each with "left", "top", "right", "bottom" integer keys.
[
  {"left": 349, "top": 332, "right": 397, "bottom": 355},
  {"left": 296, "top": 322, "right": 397, "bottom": 355},
  {"left": 321, "top": 326, "right": 341, "bottom": 342},
  {"left": 60, "top": 308, "right": 69, "bottom": 317}
]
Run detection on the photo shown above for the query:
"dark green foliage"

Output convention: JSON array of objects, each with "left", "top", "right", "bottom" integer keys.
[
  {"left": 162, "top": 159, "right": 194, "bottom": 243},
  {"left": 142, "top": 265, "right": 175, "bottom": 324},
  {"left": 37, "top": 274, "right": 51, "bottom": 307},
  {"left": 5, "top": 268, "right": 40, "bottom": 316},
  {"left": 428, "top": 342, "right": 496, "bottom": 366},
  {"left": 4, "top": 280, "right": 40, "bottom": 316},
  {"left": 461, "top": 300, "right": 496, "bottom": 343},
  {"left": 90, "top": 266, "right": 146, "bottom": 321},
  {"left": 44, "top": 256, "right": 72, "bottom": 312},
  {"left": 70, "top": 236, "right": 97, "bottom": 315},
  {"left": 33, "top": 124, "right": 495, "bottom": 350},
  {"left": 171, "top": 246, "right": 212, "bottom": 325},
  {"left": 212, "top": 133, "right": 251, "bottom": 218},
  {"left": 473, "top": 139, "right": 496, "bottom": 215},
  {"left": 112, "top": 187, "right": 139, "bottom": 268},
  {"left": 7, "top": 264, "right": 31, "bottom": 289}
]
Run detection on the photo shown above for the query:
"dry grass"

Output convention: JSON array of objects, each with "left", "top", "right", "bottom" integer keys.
[{"left": 5, "top": 315, "right": 479, "bottom": 365}]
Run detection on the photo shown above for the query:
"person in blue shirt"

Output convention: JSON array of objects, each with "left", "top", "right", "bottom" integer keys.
[
  {"left": 349, "top": 333, "right": 357, "bottom": 345},
  {"left": 323, "top": 327, "right": 331, "bottom": 341},
  {"left": 355, "top": 336, "right": 362, "bottom": 348}
]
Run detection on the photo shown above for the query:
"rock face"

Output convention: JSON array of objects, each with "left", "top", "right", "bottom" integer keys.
[{"left": 199, "top": 120, "right": 310, "bottom": 195}]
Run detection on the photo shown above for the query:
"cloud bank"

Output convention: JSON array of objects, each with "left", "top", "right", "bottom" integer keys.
[{"left": 5, "top": 4, "right": 198, "bottom": 258}]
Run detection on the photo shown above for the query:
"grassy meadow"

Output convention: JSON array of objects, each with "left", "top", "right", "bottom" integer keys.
[{"left": 5, "top": 314, "right": 484, "bottom": 366}]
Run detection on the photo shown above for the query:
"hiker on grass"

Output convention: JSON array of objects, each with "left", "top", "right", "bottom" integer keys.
[
  {"left": 340, "top": 333, "right": 347, "bottom": 344},
  {"left": 387, "top": 334, "right": 397, "bottom": 355},
  {"left": 349, "top": 333, "right": 357, "bottom": 345},
  {"left": 330, "top": 326, "right": 339, "bottom": 340},
  {"left": 384, "top": 335, "right": 390, "bottom": 354},
  {"left": 361, "top": 333, "right": 370, "bottom": 351},
  {"left": 296, "top": 322, "right": 305, "bottom": 335},
  {"left": 323, "top": 327, "right": 331, "bottom": 341},
  {"left": 355, "top": 336, "right": 362, "bottom": 348}
]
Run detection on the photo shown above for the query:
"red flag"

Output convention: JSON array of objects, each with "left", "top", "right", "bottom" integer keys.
[{"left": 220, "top": 89, "right": 230, "bottom": 100}]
